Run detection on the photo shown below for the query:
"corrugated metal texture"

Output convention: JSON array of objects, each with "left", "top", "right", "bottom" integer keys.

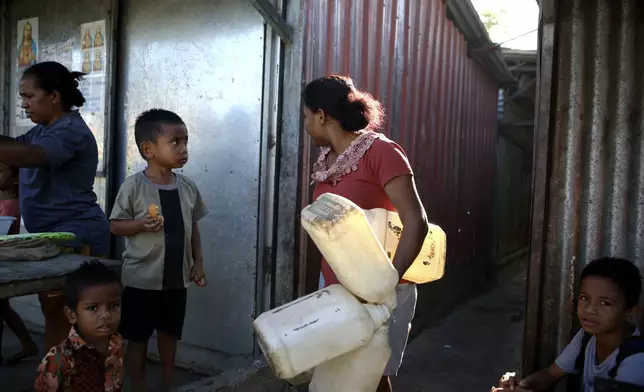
[
  {"left": 495, "top": 135, "right": 531, "bottom": 263},
  {"left": 524, "top": 0, "right": 644, "bottom": 375},
  {"left": 298, "top": 0, "right": 500, "bottom": 299}
]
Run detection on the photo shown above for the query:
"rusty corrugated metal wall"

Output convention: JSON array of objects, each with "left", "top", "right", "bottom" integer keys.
[
  {"left": 496, "top": 136, "right": 532, "bottom": 264},
  {"left": 525, "top": 0, "right": 644, "bottom": 375},
  {"left": 297, "top": 0, "right": 501, "bottom": 327}
]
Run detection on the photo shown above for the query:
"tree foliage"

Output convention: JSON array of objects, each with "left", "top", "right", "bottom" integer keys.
[{"left": 481, "top": 9, "right": 501, "bottom": 30}]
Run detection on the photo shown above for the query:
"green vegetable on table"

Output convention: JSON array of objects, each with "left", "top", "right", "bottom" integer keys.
[{"left": 0, "top": 232, "right": 76, "bottom": 243}]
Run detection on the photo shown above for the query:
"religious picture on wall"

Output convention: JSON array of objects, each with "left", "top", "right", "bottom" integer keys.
[
  {"left": 93, "top": 48, "right": 104, "bottom": 72},
  {"left": 78, "top": 18, "right": 107, "bottom": 168},
  {"left": 81, "top": 28, "right": 92, "bottom": 50},
  {"left": 17, "top": 18, "right": 38, "bottom": 68},
  {"left": 94, "top": 25, "right": 104, "bottom": 48},
  {"left": 82, "top": 50, "right": 91, "bottom": 73},
  {"left": 79, "top": 20, "right": 105, "bottom": 75}
]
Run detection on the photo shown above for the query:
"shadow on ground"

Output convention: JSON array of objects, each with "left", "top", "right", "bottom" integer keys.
[
  {"left": 1, "top": 271, "right": 525, "bottom": 392},
  {"left": 175, "top": 270, "right": 527, "bottom": 392},
  {"left": 392, "top": 271, "right": 525, "bottom": 392},
  {"left": 1, "top": 330, "right": 204, "bottom": 392}
]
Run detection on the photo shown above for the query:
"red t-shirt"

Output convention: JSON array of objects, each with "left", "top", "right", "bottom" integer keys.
[
  {"left": 312, "top": 134, "right": 413, "bottom": 287},
  {"left": 0, "top": 199, "right": 21, "bottom": 234}
]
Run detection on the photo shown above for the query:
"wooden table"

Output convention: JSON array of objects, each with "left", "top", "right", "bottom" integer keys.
[{"left": 0, "top": 253, "right": 122, "bottom": 299}]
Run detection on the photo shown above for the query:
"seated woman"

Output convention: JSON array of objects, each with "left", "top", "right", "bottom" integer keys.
[{"left": 0, "top": 61, "right": 109, "bottom": 352}]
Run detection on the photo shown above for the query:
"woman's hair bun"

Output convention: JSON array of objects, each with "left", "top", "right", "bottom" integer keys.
[
  {"left": 22, "top": 62, "right": 87, "bottom": 109},
  {"left": 302, "top": 75, "right": 385, "bottom": 132}
]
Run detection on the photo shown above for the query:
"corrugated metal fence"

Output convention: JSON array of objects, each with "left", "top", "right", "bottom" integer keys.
[
  {"left": 297, "top": 0, "right": 500, "bottom": 326},
  {"left": 496, "top": 135, "right": 532, "bottom": 263},
  {"left": 525, "top": 0, "right": 644, "bottom": 374}
]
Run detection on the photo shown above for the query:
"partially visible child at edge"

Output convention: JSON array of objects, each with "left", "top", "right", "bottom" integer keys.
[
  {"left": 109, "top": 109, "right": 208, "bottom": 392},
  {"left": 493, "top": 257, "right": 644, "bottom": 392},
  {"left": 35, "top": 260, "right": 124, "bottom": 392},
  {"left": 0, "top": 163, "right": 39, "bottom": 365}
]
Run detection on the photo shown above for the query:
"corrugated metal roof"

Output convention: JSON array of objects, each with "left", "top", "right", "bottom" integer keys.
[
  {"left": 502, "top": 48, "right": 538, "bottom": 64},
  {"left": 524, "top": 0, "right": 644, "bottom": 373},
  {"left": 298, "top": 0, "right": 501, "bottom": 298}
]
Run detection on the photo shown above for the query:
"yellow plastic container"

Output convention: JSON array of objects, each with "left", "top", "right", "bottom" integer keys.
[{"left": 364, "top": 208, "right": 446, "bottom": 284}]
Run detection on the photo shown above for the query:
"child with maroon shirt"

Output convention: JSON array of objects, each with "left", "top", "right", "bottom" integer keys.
[
  {"left": 35, "top": 260, "right": 124, "bottom": 392},
  {"left": 0, "top": 162, "right": 39, "bottom": 364}
]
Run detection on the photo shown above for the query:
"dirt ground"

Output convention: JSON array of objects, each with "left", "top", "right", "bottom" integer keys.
[
  {"left": 2, "top": 271, "right": 525, "bottom": 391},
  {"left": 175, "top": 270, "right": 526, "bottom": 392},
  {"left": 392, "top": 271, "right": 525, "bottom": 391}
]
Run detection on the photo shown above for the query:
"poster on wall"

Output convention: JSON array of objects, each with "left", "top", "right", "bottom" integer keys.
[
  {"left": 16, "top": 18, "right": 38, "bottom": 68},
  {"left": 56, "top": 39, "right": 74, "bottom": 70},
  {"left": 79, "top": 19, "right": 107, "bottom": 172},
  {"left": 41, "top": 44, "right": 56, "bottom": 62},
  {"left": 38, "top": 40, "right": 74, "bottom": 72},
  {"left": 14, "top": 89, "right": 32, "bottom": 126},
  {"left": 15, "top": 17, "right": 39, "bottom": 126},
  {"left": 79, "top": 20, "right": 106, "bottom": 114},
  {"left": 80, "top": 19, "right": 105, "bottom": 75}
]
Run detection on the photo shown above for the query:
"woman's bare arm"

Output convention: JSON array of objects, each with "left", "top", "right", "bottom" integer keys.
[
  {"left": 383, "top": 175, "right": 429, "bottom": 277},
  {"left": 0, "top": 137, "right": 48, "bottom": 167}
]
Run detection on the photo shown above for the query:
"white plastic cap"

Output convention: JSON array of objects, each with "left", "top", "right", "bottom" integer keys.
[{"left": 363, "top": 303, "right": 391, "bottom": 326}]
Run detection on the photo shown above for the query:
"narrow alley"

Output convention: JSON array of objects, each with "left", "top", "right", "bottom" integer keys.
[
  {"left": 393, "top": 270, "right": 524, "bottom": 392},
  {"left": 2, "top": 268, "right": 525, "bottom": 391},
  {"left": 7, "top": 0, "right": 643, "bottom": 391},
  {"left": 180, "top": 267, "right": 526, "bottom": 392}
]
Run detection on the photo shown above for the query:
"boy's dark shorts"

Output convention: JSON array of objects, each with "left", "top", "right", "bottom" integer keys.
[{"left": 119, "top": 286, "right": 187, "bottom": 342}]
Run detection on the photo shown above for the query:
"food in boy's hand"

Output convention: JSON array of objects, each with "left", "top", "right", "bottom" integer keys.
[
  {"left": 196, "top": 277, "right": 207, "bottom": 287},
  {"left": 148, "top": 204, "right": 164, "bottom": 223},
  {"left": 148, "top": 203, "right": 160, "bottom": 218}
]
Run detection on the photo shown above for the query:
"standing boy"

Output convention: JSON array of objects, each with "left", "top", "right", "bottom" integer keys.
[
  {"left": 110, "top": 109, "right": 208, "bottom": 392},
  {"left": 35, "top": 260, "right": 124, "bottom": 392}
]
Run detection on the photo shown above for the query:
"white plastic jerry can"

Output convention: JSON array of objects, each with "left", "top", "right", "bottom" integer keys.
[
  {"left": 301, "top": 193, "right": 400, "bottom": 304},
  {"left": 253, "top": 284, "right": 391, "bottom": 380},
  {"left": 309, "top": 325, "right": 392, "bottom": 392},
  {"left": 364, "top": 208, "right": 447, "bottom": 284}
]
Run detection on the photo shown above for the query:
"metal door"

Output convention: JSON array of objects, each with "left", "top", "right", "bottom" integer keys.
[{"left": 117, "top": 0, "right": 265, "bottom": 361}]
